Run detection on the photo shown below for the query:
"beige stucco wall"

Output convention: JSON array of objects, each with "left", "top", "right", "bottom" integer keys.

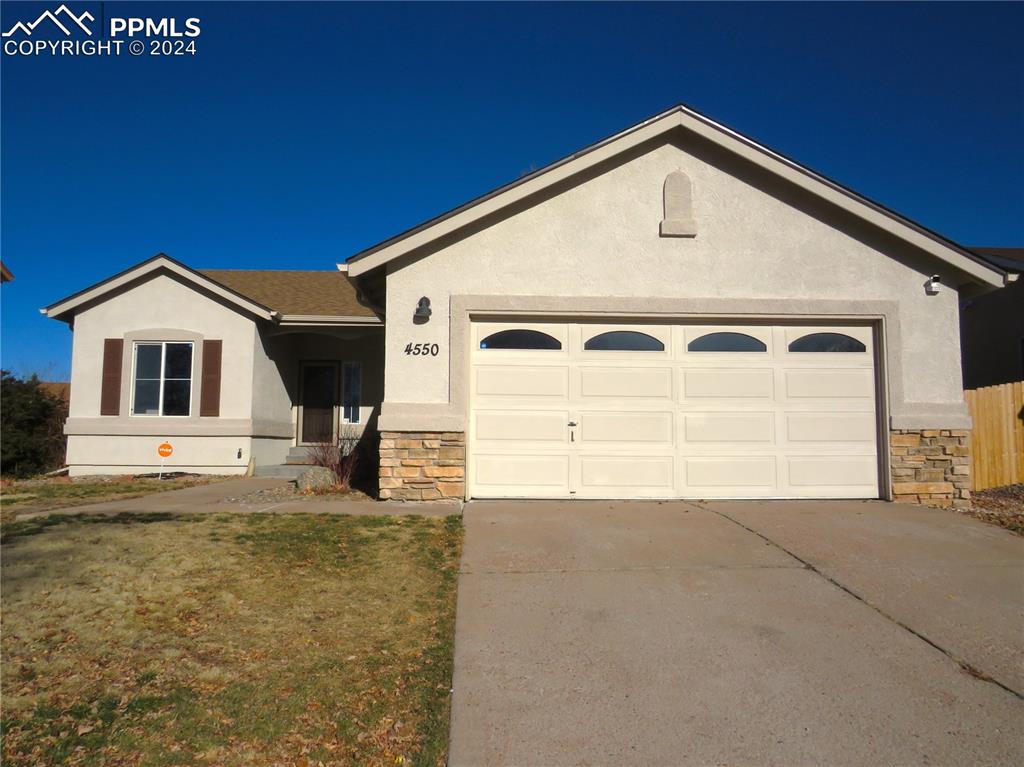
[
  {"left": 64, "top": 272, "right": 282, "bottom": 474},
  {"left": 66, "top": 435, "right": 252, "bottom": 476},
  {"left": 381, "top": 138, "right": 969, "bottom": 430},
  {"left": 69, "top": 273, "right": 257, "bottom": 419}
]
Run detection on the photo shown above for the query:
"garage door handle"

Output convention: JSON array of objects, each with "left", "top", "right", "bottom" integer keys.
[{"left": 567, "top": 421, "right": 578, "bottom": 427}]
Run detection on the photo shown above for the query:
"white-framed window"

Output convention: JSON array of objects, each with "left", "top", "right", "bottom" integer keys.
[
  {"left": 131, "top": 341, "right": 194, "bottom": 416},
  {"left": 342, "top": 361, "right": 361, "bottom": 424}
]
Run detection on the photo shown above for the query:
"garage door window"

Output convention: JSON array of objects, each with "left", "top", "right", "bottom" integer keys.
[
  {"left": 789, "top": 332, "right": 866, "bottom": 353},
  {"left": 480, "top": 329, "right": 561, "bottom": 350},
  {"left": 688, "top": 332, "right": 766, "bottom": 352},
  {"left": 584, "top": 330, "right": 664, "bottom": 351}
]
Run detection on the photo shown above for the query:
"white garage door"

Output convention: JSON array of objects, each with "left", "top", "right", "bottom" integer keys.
[{"left": 468, "top": 321, "right": 880, "bottom": 499}]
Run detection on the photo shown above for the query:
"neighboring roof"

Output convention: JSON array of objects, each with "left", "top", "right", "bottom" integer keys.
[
  {"left": 199, "top": 269, "right": 376, "bottom": 319},
  {"left": 1, "top": 261, "right": 12, "bottom": 282},
  {"left": 345, "top": 104, "right": 1008, "bottom": 288},
  {"left": 970, "top": 247, "right": 1024, "bottom": 273},
  {"left": 39, "top": 381, "right": 70, "bottom": 402}
]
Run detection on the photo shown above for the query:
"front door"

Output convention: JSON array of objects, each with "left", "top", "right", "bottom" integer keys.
[{"left": 299, "top": 362, "right": 339, "bottom": 444}]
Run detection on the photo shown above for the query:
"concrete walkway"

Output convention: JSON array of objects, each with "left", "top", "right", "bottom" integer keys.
[
  {"left": 16, "top": 477, "right": 459, "bottom": 518},
  {"left": 449, "top": 500, "right": 1024, "bottom": 766}
]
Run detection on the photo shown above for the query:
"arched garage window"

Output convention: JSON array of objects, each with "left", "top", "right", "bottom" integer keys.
[
  {"left": 788, "top": 332, "right": 866, "bottom": 353},
  {"left": 688, "top": 332, "right": 766, "bottom": 352},
  {"left": 584, "top": 331, "right": 664, "bottom": 351},
  {"left": 479, "top": 329, "right": 562, "bottom": 350}
]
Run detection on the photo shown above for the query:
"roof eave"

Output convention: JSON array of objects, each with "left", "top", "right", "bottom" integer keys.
[
  {"left": 277, "top": 314, "right": 382, "bottom": 326},
  {"left": 41, "top": 254, "right": 279, "bottom": 322}
]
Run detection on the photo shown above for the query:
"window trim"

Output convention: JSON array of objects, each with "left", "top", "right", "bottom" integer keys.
[
  {"left": 130, "top": 340, "right": 194, "bottom": 417},
  {"left": 342, "top": 361, "right": 362, "bottom": 425}
]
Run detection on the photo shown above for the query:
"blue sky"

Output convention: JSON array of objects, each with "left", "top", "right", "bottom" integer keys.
[{"left": 2, "top": 1, "right": 1022, "bottom": 378}]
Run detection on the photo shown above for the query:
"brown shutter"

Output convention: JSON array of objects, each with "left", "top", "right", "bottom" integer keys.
[
  {"left": 199, "top": 340, "right": 222, "bottom": 417},
  {"left": 100, "top": 339, "right": 123, "bottom": 416}
]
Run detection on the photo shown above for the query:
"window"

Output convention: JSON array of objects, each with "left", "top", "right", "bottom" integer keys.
[
  {"left": 584, "top": 331, "right": 664, "bottom": 351},
  {"left": 479, "top": 329, "right": 562, "bottom": 350},
  {"left": 788, "top": 332, "right": 866, "bottom": 353},
  {"left": 688, "top": 332, "right": 766, "bottom": 352},
  {"left": 342, "top": 361, "right": 361, "bottom": 424},
  {"left": 132, "top": 342, "right": 193, "bottom": 416}
]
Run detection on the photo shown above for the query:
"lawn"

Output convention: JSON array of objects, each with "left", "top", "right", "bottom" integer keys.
[
  {"left": 1, "top": 512, "right": 463, "bottom": 766},
  {"left": 0, "top": 476, "right": 221, "bottom": 516}
]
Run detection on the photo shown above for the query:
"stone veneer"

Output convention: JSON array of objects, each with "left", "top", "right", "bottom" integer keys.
[
  {"left": 378, "top": 431, "right": 466, "bottom": 501},
  {"left": 890, "top": 429, "right": 971, "bottom": 508}
]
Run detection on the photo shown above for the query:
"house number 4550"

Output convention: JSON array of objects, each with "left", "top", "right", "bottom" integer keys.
[{"left": 404, "top": 343, "right": 440, "bottom": 356}]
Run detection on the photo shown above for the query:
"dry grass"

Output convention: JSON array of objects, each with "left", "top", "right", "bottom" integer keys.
[
  {"left": 0, "top": 476, "right": 222, "bottom": 518},
  {"left": 1, "top": 512, "right": 463, "bottom": 766}
]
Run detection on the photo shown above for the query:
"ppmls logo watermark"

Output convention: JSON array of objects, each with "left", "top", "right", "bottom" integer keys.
[{"left": 2, "top": 4, "right": 201, "bottom": 57}]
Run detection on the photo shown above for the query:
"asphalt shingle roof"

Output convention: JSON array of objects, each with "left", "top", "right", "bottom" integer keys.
[{"left": 199, "top": 270, "right": 374, "bottom": 317}]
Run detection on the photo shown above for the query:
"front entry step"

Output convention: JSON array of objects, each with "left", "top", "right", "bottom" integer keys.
[
  {"left": 285, "top": 446, "right": 315, "bottom": 465},
  {"left": 253, "top": 464, "right": 309, "bottom": 480}
]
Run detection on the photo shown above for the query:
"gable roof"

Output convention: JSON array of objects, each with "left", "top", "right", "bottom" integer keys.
[
  {"left": 345, "top": 104, "right": 1008, "bottom": 288},
  {"left": 42, "top": 254, "right": 377, "bottom": 324},
  {"left": 198, "top": 269, "right": 376, "bottom": 319},
  {"left": 43, "top": 254, "right": 277, "bottom": 322}
]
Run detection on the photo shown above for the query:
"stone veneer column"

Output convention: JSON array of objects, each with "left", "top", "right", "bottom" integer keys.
[
  {"left": 890, "top": 429, "right": 971, "bottom": 508},
  {"left": 378, "top": 431, "right": 465, "bottom": 501}
]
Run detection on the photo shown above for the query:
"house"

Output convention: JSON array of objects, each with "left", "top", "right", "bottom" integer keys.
[
  {"left": 43, "top": 263, "right": 383, "bottom": 475},
  {"left": 960, "top": 248, "right": 1024, "bottom": 389},
  {"left": 43, "top": 105, "right": 1011, "bottom": 506}
]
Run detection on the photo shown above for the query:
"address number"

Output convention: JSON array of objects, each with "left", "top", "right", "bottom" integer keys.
[{"left": 405, "top": 343, "right": 440, "bottom": 356}]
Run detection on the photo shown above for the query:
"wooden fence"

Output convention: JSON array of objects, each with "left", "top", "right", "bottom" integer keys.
[{"left": 965, "top": 381, "right": 1024, "bottom": 491}]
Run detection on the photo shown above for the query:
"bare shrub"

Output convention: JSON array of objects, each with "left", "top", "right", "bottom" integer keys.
[{"left": 306, "top": 424, "right": 363, "bottom": 490}]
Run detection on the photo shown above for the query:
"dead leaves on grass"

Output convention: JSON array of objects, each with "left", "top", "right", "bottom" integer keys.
[{"left": 1, "top": 513, "right": 462, "bottom": 767}]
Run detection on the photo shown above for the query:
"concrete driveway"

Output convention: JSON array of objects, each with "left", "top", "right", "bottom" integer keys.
[{"left": 449, "top": 500, "right": 1023, "bottom": 766}]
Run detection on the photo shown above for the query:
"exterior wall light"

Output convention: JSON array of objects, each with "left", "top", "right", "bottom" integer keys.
[
  {"left": 925, "top": 275, "right": 942, "bottom": 295},
  {"left": 414, "top": 296, "right": 432, "bottom": 323}
]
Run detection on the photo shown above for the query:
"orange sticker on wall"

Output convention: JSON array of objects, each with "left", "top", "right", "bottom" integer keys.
[{"left": 157, "top": 442, "right": 173, "bottom": 458}]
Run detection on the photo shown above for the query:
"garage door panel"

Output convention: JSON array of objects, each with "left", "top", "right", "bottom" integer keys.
[
  {"left": 579, "top": 367, "right": 672, "bottom": 399},
  {"left": 784, "top": 368, "right": 874, "bottom": 399},
  {"left": 581, "top": 411, "right": 673, "bottom": 444},
  {"left": 786, "top": 456, "right": 878, "bottom": 491},
  {"left": 475, "top": 366, "right": 568, "bottom": 398},
  {"left": 684, "top": 413, "right": 774, "bottom": 442},
  {"left": 469, "top": 321, "right": 880, "bottom": 500},
  {"left": 685, "top": 457, "right": 777, "bottom": 488},
  {"left": 579, "top": 456, "right": 674, "bottom": 491},
  {"left": 475, "top": 410, "right": 569, "bottom": 442},
  {"left": 682, "top": 368, "right": 773, "bottom": 399},
  {"left": 786, "top": 413, "right": 877, "bottom": 443},
  {"left": 473, "top": 454, "right": 570, "bottom": 496}
]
